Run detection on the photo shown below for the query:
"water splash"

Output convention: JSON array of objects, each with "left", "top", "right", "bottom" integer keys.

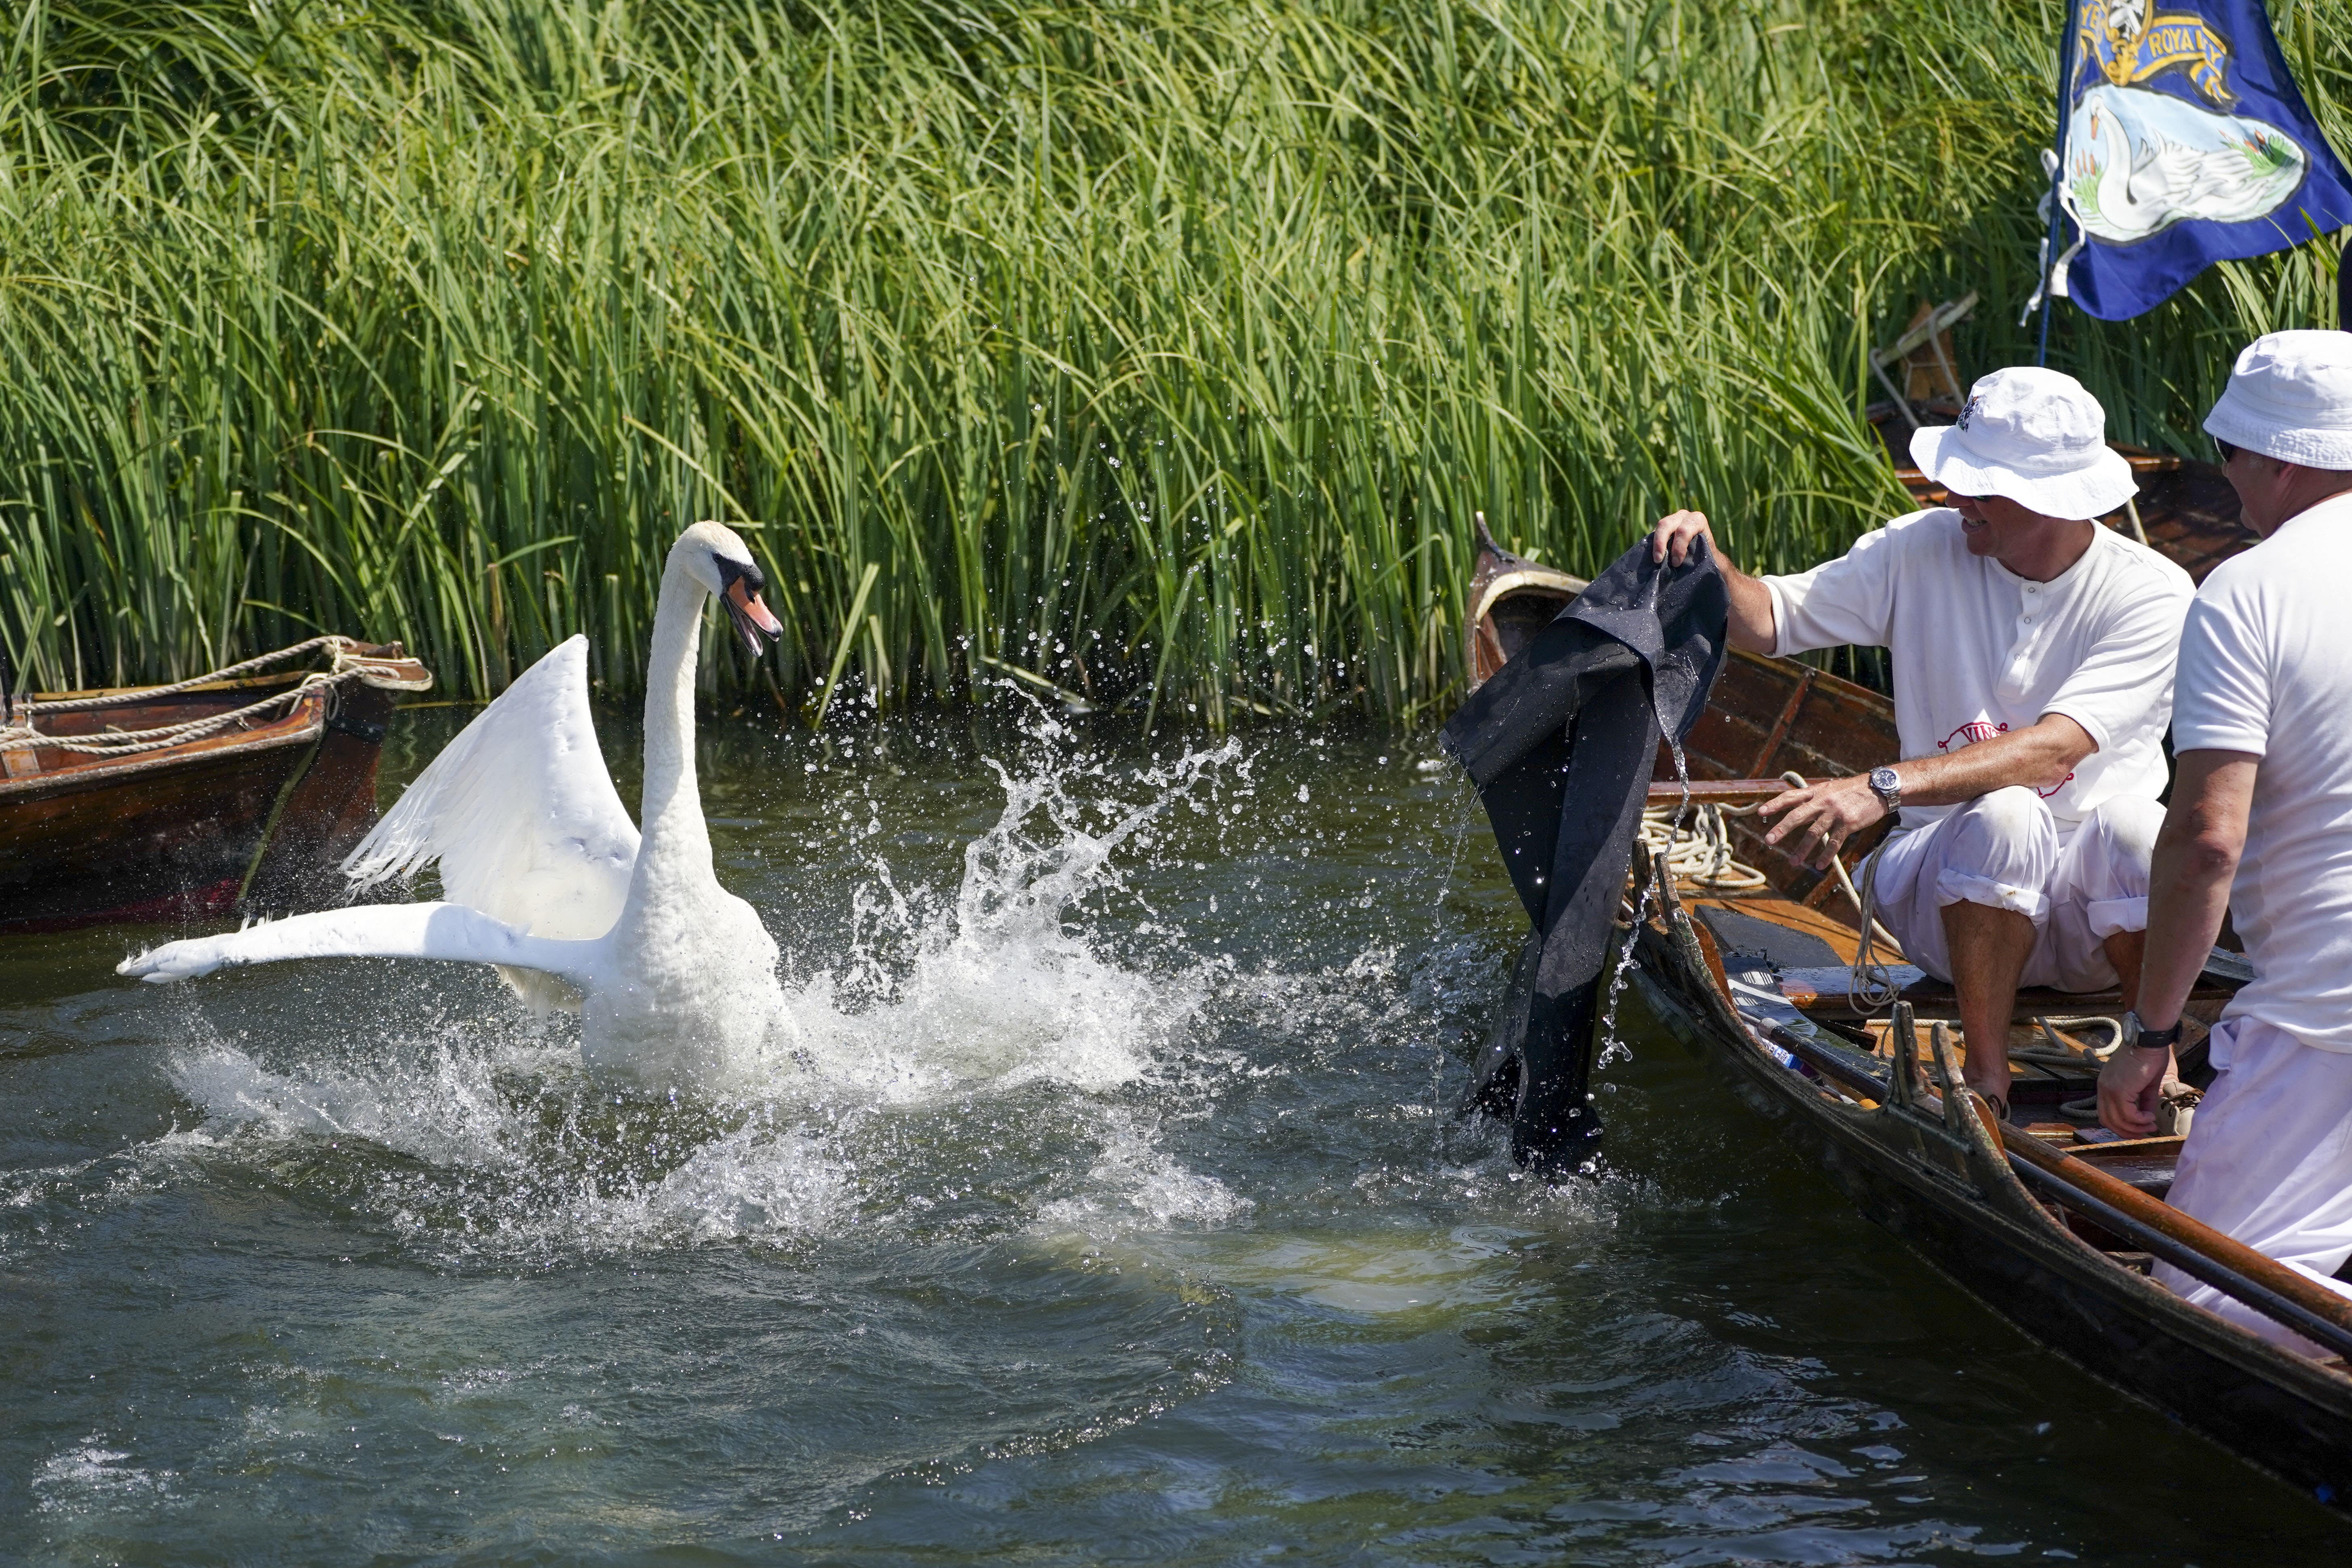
[
  {"left": 1595, "top": 736, "right": 1691, "bottom": 1070},
  {"left": 775, "top": 734, "right": 1243, "bottom": 1102},
  {"left": 158, "top": 724, "right": 1258, "bottom": 1264}
]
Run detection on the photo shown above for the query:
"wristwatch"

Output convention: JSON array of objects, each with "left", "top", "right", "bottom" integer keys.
[
  {"left": 1868, "top": 766, "right": 1903, "bottom": 814},
  {"left": 2122, "top": 1009, "right": 2183, "bottom": 1053}
]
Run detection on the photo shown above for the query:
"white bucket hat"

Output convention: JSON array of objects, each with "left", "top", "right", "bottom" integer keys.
[
  {"left": 2202, "top": 330, "right": 2352, "bottom": 470},
  {"left": 1909, "top": 366, "right": 2137, "bottom": 520}
]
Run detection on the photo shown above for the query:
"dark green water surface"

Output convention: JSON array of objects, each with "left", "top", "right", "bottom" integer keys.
[{"left": 4, "top": 711, "right": 2346, "bottom": 1565}]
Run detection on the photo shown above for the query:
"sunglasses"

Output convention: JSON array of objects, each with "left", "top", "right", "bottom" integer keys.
[{"left": 2216, "top": 439, "right": 2239, "bottom": 462}]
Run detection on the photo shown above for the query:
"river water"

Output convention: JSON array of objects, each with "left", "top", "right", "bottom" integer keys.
[{"left": 4, "top": 709, "right": 2345, "bottom": 1565}]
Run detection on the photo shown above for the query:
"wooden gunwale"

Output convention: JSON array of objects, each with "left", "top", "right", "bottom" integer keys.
[
  {"left": 0, "top": 690, "right": 328, "bottom": 799},
  {"left": 1463, "top": 467, "right": 2352, "bottom": 1508}
]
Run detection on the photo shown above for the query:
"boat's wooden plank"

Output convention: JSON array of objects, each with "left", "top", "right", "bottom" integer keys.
[
  {"left": 1787, "top": 973, "right": 2239, "bottom": 1024},
  {"left": 0, "top": 728, "right": 317, "bottom": 926},
  {"left": 0, "top": 697, "right": 325, "bottom": 793},
  {"left": 1645, "top": 778, "right": 1806, "bottom": 806},
  {"left": 240, "top": 683, "right": 401, "bottom": 913},
  {"left": 2003, "top": 1128, "right": 2352, "bottom": 1359}
]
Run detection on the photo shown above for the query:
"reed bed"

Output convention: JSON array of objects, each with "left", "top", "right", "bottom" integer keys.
[{"left": 0, "top": 0, "right": 2344, "bottom": 725}]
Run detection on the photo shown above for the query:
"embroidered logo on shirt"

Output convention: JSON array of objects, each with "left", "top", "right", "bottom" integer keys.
[
  {"left": 2038, "top": 771, "right": 2077, "bottom": 799},
  {"left": 1938, "top": 720, "right": 2008, "bottom": 751}
]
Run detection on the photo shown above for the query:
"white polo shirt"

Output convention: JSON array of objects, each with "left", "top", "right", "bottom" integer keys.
[
  {"left": 2172, "top": 491, "right": 2352, "bottom": 1051},
  {"left": 1763, "top": 508, "right": 2192, "bottom": 831}
]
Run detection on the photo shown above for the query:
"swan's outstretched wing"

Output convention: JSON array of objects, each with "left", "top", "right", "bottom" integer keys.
[
  {"left": 344, "top": 634, "right": 638, "bottom": 943},
  {"left": 119, "top": 904, "right": 600, "bottom": 986}
]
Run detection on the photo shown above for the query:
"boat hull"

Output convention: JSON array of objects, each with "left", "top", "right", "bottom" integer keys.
[
  {"left": 1634, "top": 912, "right": 2352, "bottom": 1511},
  {"left": 0, "top": 656, "right": 417, "bottom": 934}
]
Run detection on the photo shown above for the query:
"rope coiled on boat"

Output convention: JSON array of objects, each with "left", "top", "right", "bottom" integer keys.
[{"left": 1636, "top": 800, "right": 1769, "bottom": 892}]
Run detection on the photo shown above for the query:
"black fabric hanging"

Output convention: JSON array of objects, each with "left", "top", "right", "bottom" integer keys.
[{"left": 1442, "top": 536, "right": 1729, "bottom": 1175}]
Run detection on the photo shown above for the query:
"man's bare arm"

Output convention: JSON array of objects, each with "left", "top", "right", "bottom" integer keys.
[
  {"left": 1758, "top": 713, "right": 2097, "bottom": 870},
  {"left": 1882, "top": 713, "right": 2094, "bottom": 807},
  {"left": 2098, "top": 751, "right": 2255, "bottom": 1136},
  {"left": 1650, "top": 510, "right": 1775, "bottom": 652}
]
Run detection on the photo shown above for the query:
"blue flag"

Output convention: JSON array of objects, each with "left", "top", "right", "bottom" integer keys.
[{"left": 2042, "top": 0, "right": 2352, "bottom": 321}]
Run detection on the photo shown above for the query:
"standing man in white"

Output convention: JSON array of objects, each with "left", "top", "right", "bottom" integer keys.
[
  {"left": 2101, "top": 331, "right": 2352, "bottom": 1351},
  {"left": 1653, "top": 368, "right": 2194, "bottom": 1116}
]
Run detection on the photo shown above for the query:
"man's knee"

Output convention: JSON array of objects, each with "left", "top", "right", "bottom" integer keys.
[
  {"left": 1957, "top": 785, "right": 2056, "bottom": 845},
  {"left": 2081, "top": 794, "right": 2164, "bottom": 872},
  {"left": 2070, "top": 795, "right": 2165, "bottom": 935},
  {"left": 1944, "top": 787, "right": 2058, "bottom": 875},
  {"left": 1932, "top": 787, "right": 2058, "bottom": 920}
]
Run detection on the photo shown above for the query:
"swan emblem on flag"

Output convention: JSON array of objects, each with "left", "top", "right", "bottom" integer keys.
[{"left": 2067, "top": 82, "right": 2308, "bottom": 244}]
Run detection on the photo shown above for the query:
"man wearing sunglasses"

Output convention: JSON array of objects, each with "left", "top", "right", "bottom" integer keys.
[
  {"left": 1653, "top": 367, "right": 2194, "bottom": 1119},
  {"left": 2100, "top": 331, "right": 2352, "bottom": 1351}
]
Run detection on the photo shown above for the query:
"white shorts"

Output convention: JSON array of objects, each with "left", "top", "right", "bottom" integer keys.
[
  {"left": 1868, "top": 788, "right": 2162, "bottom": 993},
  {"left": 2156, "top": 1016, "right": 2352, "bottom": 1355}
]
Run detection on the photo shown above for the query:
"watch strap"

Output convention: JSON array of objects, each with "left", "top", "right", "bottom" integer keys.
[{"left": 2125, "top": 1010, "right": 2183, "bottom": 1052}]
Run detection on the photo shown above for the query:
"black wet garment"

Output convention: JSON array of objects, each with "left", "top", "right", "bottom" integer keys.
[{"left": 1442, "top": 537, "right": 1729, "bottom": 1175}]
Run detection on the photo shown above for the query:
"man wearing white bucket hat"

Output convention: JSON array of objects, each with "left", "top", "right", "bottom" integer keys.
[
  {"left": 2099, "top": 330, "right": 2352, "bottom": 1353},
  {"left": 1653, "top": 367, "right": 2193, "bottom": 1116}
]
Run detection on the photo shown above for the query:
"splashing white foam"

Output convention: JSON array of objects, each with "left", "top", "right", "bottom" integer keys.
[
  {"left": 167, "top": 1038, "right": 536, "bottom": 1172},
  {"left": 771, "top": 737, "right": 1239, "bottom": 1103},
  {"left": 1033, "top": 1110, "right": 1252, "bottom": 1239},
  {"left": 33, "top": 1440, "right": 173, "bottom": 1514},
  {"left": 157, "top": 728, "right": 1252, "bottom": 1261}
]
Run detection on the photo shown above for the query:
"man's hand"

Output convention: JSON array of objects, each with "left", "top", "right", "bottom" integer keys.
[
  {"left": 1651, "top": 509, "right": 1719, "bottom": 569},
  {"left": 1648, "top": 509, "right": 1778, "bottom": 652},
  {"left": 1759, "top": 774, "right": 1887, "bottom": 870},
  {"left": 2098, "top": 1042, "right": 2175, "bottom": 1138}
]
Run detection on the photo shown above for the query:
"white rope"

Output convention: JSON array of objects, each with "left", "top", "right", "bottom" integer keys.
[
  {"left": 23, "top": 636, "right": 354, "bottom": 714},
  {"left": 0, "top": 637, "right": 416, "bottom": 762},
  {"left": 1846, "top": 836, "right": 1903, "bottom": 1013},
  {"left": 0, "top": 672, "right": 343, "bottom": 757},
  {"left": 1637, "top": 800, "right": 1769, "bottom": 892}
]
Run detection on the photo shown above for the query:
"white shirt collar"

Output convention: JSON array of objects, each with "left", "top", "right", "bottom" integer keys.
[
  {"left": 2270, "top": 488, "right": 2352, "bottom": 541},
  {"left": 1987, "top": 519, "right": 2105, "bottom": 594}
]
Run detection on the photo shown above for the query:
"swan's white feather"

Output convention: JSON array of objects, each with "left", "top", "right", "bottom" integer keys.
[
  {"left": 342, "top": 635, "right": 637, "bottom": 1005},
  {"left": 119, "top": 903, "right": 600, "bottom": 985}
]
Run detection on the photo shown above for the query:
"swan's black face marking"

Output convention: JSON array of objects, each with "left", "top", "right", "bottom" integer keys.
[{"left": 714, "top": 554, "right": 783, "bottom": 655}]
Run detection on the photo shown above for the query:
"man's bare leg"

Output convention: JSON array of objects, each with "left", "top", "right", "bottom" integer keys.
[
  {"left": 1941, "top": 899, "right": 2037, "bottom": 1113},
  {"left": 2103, "top": 929, "right": 2145, "bottom": 1012}
]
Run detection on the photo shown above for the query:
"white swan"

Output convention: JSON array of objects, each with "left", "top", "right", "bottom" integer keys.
[{"left": 120, "top": 522, "right": 791, "bottom": 1090}]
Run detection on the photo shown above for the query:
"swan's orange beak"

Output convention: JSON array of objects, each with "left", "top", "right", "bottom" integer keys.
[{"left": 722, "top": 575, "right": 784, "bottom": 656}]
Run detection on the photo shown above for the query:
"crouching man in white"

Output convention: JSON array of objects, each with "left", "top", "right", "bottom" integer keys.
[
  {"left": 2101, "top": 331, "right": 2352, "bottom": 1351},
  {"left": 1653, "top": 367, "right": 2193, "bottom": 1116}
]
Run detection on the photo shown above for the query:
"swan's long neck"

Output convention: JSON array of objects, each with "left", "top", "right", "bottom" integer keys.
[{"left": 638, "top": 559, "right": 714, "bottom": 879}]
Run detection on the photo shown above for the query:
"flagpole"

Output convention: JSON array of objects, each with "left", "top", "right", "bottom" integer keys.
[{"left": 2036, "top": 0, "right": 2081, "bottom": 366}]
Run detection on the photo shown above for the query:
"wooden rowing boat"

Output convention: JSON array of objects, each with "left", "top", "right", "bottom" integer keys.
[
  {"left": 1463, "top": 461, "right": 2352, "bottom": 1510},
  {"left": 0, "top": 639, "right": 433, "bottom": 933}
]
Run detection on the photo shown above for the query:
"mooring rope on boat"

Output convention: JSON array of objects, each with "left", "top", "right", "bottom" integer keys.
[
  {"left": 19, "top": 635, "right": 355, "bottom": 714},
  {"left": 0, "top": 672, "right": 345, "bottom": 758},
  {"left": 0, "top": 637, "right": 415, "bottom": 760}
]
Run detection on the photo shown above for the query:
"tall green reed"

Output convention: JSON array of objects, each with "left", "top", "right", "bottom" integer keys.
[{"left": 0, "top": 0, "right": 2342, "bottom": 724}]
